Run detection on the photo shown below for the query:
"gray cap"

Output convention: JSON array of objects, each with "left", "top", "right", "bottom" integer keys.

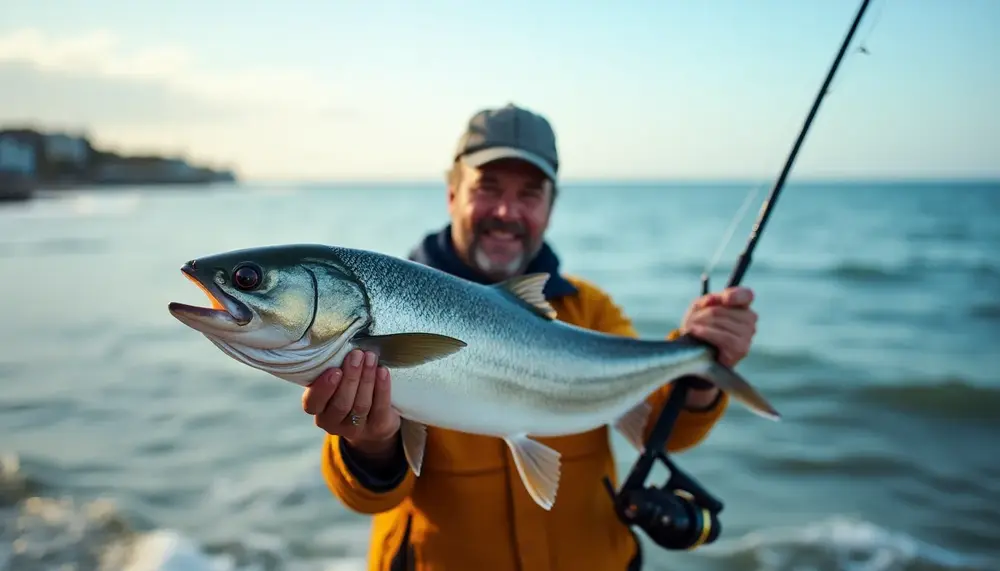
[{"left": 453, "top": 103, "right": 559, "bottom": 181}]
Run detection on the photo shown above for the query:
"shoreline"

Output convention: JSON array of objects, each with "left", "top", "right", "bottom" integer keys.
[{"left": 0, "top": 126, "right": 238, "bottom": 204}]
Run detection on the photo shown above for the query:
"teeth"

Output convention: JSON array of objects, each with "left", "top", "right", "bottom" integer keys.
[{"left": 489, "top": 230, "right": 516, "bottom": 241}]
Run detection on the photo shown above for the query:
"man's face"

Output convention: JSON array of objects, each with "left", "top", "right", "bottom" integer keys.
[{"left": 448, "top": 158, "right": 554, "bottom": 281}]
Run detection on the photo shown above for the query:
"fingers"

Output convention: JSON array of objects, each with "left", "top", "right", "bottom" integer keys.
[
  {"left": 367, "top": 366, "right": 393, "bottom": 433},
  {"left": 303, "top": 349, "right": 400, "bottom": 441},
  {"left": 326, "top": 349, "right": 367, "bottom": 426},
  {"left": 687, "top": 323, "right": 743, "bottom": 366},
  {"left": 351, "top": 351, "right": 378, "bottom": 420},
  {"left": 302, "top": 368, "right": 341, "bottom": 415},
  {"left": 688, "top": 308, "right": 756, "bottom": 339},
  {"left": 692, "top": 287, "right": 754, "bottom": 310},
  {"left": 686, "top": 294, "right": 757, "bottom": 366},
  {"left": 692, "top": 292, "right": 722, "bottom": 310},
  {"left": 719, "top": 286, "right": 753, "bottom": 308},
  {"left": 695, "top": 306, "right": 757, "bottom": 336}
]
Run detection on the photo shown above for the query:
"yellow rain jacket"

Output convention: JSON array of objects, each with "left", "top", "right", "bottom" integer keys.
[{"left": 320, "top": 229, "right": 730, "bottom": 571}]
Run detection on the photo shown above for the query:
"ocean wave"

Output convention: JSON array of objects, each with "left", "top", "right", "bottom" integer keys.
[
  {"left": 906, "top": 226, "right": 973, "bottom": 242},
  {"left": 744, "top": 347, "right": 840, "bottom": 372},
  {"left": 0, "top": 452, "right": 139, "bottom": 571},
  {"left": 767, "top": 373, "right": 998, "bottom": 416},
  {"left": 757, "top": 258, "right": 999, "bottom": 285},
  {"left": 823, "top": 261, "right": 911, "bottom": 283},
  {"left": 850, "top": 377, "right": 1000, "bottom": 423},
  {"left": 0, "top": 452, "right": 367, "bottom": 571},
  {"left": 3, "top": 451, "right": 995, "bottom": 571},
  {"left": 969, "top": 302, "right": 1000, "bottom": 321},
  {"left": 645, "top": 258, "right": 998, "bottom": 286},
  {"left": 747, "top": 451, "right": 917, "bottom": 479},
  {"left": 0, "top": 191, "right": 143, "bottom": 222},
  {"left": 697, "top": 515, "right": 995, "bottom": 571},
  {"left": 0, "top": 237, "right": 108, "bottom": 259}
]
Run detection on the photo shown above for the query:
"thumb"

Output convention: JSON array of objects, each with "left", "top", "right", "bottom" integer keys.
[
  {"left": 694, "top": 293, "right": 723, "bottom": 309},
  {"left": 720, "top": 286, "right": 754, "bottom": 307}
]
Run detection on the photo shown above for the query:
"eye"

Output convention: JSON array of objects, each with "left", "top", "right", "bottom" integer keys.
[{"left": 232, "top": 264, "right": 261, "bottom": 290}]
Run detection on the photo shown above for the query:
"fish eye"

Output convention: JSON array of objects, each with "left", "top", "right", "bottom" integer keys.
[{"left": 232, "top": 264, "right": 262, "bottom": 290}]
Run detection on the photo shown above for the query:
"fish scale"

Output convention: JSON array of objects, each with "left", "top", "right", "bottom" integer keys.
[{"left": 168, "top": 243, "right": 780, "bottom": 511}]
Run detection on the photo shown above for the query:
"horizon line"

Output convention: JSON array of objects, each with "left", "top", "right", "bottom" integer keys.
[{"left": 240, "top": 175, "right": 1000, "bottom": 186}]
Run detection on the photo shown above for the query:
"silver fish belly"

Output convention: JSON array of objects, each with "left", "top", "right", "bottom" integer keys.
[
  {"left": 168, "top": 244, "right": 780, "bottom": 512},
  {"left": 328, "top": 247, "right": 777, "bottom": 511}
]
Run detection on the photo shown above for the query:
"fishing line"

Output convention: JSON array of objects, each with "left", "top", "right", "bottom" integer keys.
[
  {"left": 826, "top": 0, "right": 887, "bottom": 95},
  {"left": 700, "top": 182, "right": 763, "bottom": 285},
  {"left": 857, "top": 0, "right": 886, "bottom": 53},
  {"left": 605, "top": 0, "right": 880, "bottom": 553},
  {"left": 701, "top": 1, "right": 887, "bottom": 290}
]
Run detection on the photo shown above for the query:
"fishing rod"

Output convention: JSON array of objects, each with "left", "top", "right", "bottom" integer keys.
[{"left": 603, "top": 0, "right": 875, "bottom": 552}]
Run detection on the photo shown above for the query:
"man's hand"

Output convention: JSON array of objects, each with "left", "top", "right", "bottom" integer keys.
[
  {"left": 677, "top": 286, "right": 757, "bottom": 410},
  {"left": 681, "top": 286, "right": 758, "bottom": 367},
  {"left": 302, "top": 349, "right": 401, "bottom": 463}
]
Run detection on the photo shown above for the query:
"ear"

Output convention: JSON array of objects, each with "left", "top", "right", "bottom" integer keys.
[
  {"left": 446, "top": 163, "right": 463, "bottom": 213},
  {"left": 446, "top": 182, "right": 458, "bottom": 214}
]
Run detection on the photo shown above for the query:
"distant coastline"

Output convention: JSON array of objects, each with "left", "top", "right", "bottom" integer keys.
[
  {"left": 242, "top": 177, "right": 1000, "bottom": 190},
  {"left": 0, "top": 126, "right": 237, "bottom": 203}
]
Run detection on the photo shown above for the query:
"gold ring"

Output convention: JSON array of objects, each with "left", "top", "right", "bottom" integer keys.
[{"left": 349, "top": 413, "right": 363, "bottom": 426}]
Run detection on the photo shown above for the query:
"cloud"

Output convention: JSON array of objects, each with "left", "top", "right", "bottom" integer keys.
[
  {"left": 0, "top": 29, "right": 354, "bottom": 128},
  {"left": 0, "top": 61, "right": 240, "bottom": 126}
]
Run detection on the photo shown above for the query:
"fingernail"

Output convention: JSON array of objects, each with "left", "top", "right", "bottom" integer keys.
[
  {"left": 332, "top": 369, "right": 343, "bottom": 380},
  {"left": 377, "top": 367, "right": 388, "bottom": 381},
  {"left": 350, "top": 351, "right": 363, "bottom": 367},
  {"left": 365, "top": 351, "right": 376, "bottom": 367}
]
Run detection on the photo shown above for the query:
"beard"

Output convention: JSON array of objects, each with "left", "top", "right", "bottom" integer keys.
[{"left": 467, "top": 217, "right": 539, "bottom": 281}]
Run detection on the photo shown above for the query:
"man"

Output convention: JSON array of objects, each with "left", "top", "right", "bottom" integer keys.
[{"left": 302, "top": 103, "right": 758, "bottom": 570}]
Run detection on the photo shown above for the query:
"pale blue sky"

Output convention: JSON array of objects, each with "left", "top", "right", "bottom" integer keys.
[{"left": 0, "top": 0, "right": 996, "bottom": 181}]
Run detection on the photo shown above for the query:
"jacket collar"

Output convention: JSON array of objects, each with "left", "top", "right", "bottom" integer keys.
[{"left": 407, "top": 224, "right": 578, "bottom": 299}]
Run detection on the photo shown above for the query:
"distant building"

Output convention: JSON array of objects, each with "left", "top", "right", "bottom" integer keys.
[
  {"left": 93, "top": 155, "right": 221, "bottom": 185},
  {"left": 0, "top": 135, "right": 36, "bottom": 175},
  {"left": 0, "top": 125, "right": 236, "bottom": 191},
  {"left": 0, "top": 128, "right": 92, "bottom": 183},
  {"left": 0, "top": 134, "right": 37, "bottom": 201},
  {"left": 43, "top": 133, "right": 89, "bottom": 167}
]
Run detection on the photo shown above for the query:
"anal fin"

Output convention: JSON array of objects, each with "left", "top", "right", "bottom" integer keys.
[
  {"left": 503, "top": 434, "right": 562, "bottom": 511},
  {"left": 614, "top": 401, "right": 652, "bottom": 452},
  {"left": 400, "top": 418, "right": 428, "bottom": 476}
]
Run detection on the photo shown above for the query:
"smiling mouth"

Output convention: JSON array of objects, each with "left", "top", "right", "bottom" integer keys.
[
  {"left": 483, "top": 229, "right": 522, "bottom": 242},
  {"left": 167, "top": 263, "right": 253, "bottom": 326}
]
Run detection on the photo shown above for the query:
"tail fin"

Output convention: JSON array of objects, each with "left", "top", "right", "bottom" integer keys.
[{"left": 704, "top": 361, "right": 781, "bottom": 420}]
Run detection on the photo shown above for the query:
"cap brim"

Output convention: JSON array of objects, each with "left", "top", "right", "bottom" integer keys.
[{"left": 460, "top": 147, "right": 557, "bottom": 181}]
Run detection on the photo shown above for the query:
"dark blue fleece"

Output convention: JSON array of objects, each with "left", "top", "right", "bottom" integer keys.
[
  {"left": 340, "top": 223, "right": 578, "bottom": 491},
  {"left": 407, "top": 224, "right": 578, "bottom": 298}
]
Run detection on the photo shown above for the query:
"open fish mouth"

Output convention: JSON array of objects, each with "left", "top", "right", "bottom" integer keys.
[{"left": 167, "top": 262, "right": 253, "bottom": 327}]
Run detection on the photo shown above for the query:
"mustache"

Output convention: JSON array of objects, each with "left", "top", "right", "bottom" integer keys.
[{"left": 474, "top": 217, "right": 526, "bottom": 238}]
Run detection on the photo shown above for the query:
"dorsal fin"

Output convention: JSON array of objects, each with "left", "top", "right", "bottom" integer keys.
[{"left": 495, "top": 273, "right": 557, "bottom": 320}]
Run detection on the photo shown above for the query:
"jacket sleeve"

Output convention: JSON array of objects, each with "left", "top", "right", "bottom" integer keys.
[
  {"left": 320, "top": 432, "right": 416, "bottom": 514},
  {"left": 590, "top": 290, "right": 729, "bottom": 454}
]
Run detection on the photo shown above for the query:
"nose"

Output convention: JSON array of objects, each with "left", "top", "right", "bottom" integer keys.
[{"left": 491, "top": 199, "right": 517, "bottom": 220}]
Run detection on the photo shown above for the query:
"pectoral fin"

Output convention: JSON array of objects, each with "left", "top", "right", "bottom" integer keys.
[
  {"left": 614, "top": 401, "right": 652, "bottom": 451},
  {"left": 353, "top": 332, "right": 467, "bottom": 368},
  {"left": 503, "top": 434, "right": 561, "bottom": 510},
  {"left": 703, "top": 361, "right": 781, "bottom": 420},
  {"left": 400, "top": 418, "right": 428, "bottom": 476}
]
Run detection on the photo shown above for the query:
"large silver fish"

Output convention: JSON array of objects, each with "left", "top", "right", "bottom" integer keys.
[{"left": 167, "top": 244, "right": 780, "bottom": 510}]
